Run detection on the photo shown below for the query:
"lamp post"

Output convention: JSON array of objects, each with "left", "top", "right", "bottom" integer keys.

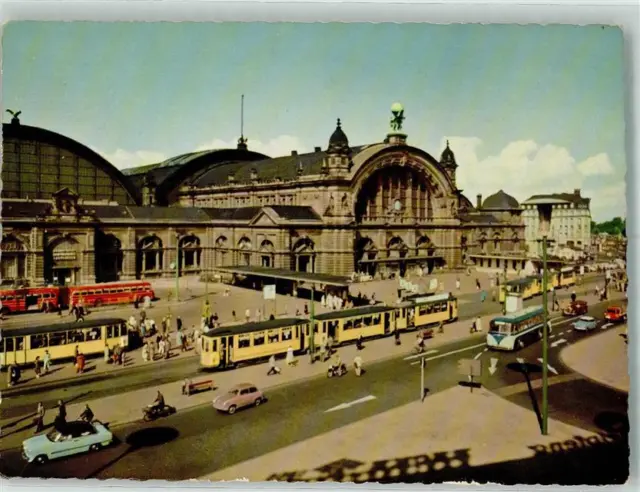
[
  {"left": 309, "top": 284, "right": 316, "bottom": 364},
  {"left": 536, "top": 203, "right": 553, "bottom": 436},
  {"left": 175, "top": 234, "right": 180, "bottom": 302}
]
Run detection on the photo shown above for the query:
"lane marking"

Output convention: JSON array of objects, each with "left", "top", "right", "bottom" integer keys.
[
  {"left": 489, "top": 358, "right": 498, "bottom": 375},
  {"left": 325, "top": 395, "right": 377, "bottom": 413},
  {"left": 550, "top": 334, "right": 556, "bottom": 339},
  {"left": 601, "top": 323, "right": 613, "bottom": 330},
  {"left": 405, "top": 342, "right": 485, "bottom": 362},
  {"left": 494, "top": 373, "right": 582, "bottom": 397},
  {"left": 403, "top": 349, "right": 438, "bottom": 361},
  {"left": 473, "top": 352, "right": 483, "bottom": 360},
  {"left": 550, "top": 338, "right": 567, "bottom": 348},
  {"left": 537, "top": 358, "right": 559, "bottom": 375}
]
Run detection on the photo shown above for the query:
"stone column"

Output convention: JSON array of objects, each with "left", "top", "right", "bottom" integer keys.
[
  {"left": 121, "top": 228, "right": 137, "bottom": 280},
  {"left": 81, "top": 230, "right": 96, "bottom": 284},
  {"left": 30, "top": 228, "right": 45, "bottom": 286}
]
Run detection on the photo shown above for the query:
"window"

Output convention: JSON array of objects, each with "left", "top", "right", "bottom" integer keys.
[
  {"left": 253, "top": 332, "right": 265, "bottom": 346},
  {"left": 49, "top": 332, "right": 67, "bottom": 346},
  {"left": 212, "top": 340, "right": 217, "bottom": 352},
  {"left": 344, "top": 320, "right": 353, "bottom": 330},
  {"left": 373, "top": 315, "right": 381, "bottom": 325},
  {"left": 30, "top": 334, "right": 48, "bottom": 349},
  {"left": 363, "top": 316, "right": 372, "bottom": 326},
  {"left": 68, "top": 330, "right": 85, "bottom": 343},
  {"left": 238, "top": 335, "right": 251, "bottom": 348},
  {"left": 268, "top": 330, "right": 280, "bottom": 343},
  {"left": 5, "top": 337, "right": 14, "bottom": 351},
  {"left": 282, "top": 328, "right": 292, "bottom": 341},
  {"left": 87, "top": 327, "right": 101, "bottom": 341}
]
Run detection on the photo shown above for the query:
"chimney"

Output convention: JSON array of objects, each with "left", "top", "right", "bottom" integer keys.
[
  {"left": 574, "top": 188, "right": 581, "bottom": 196},
  {"left": 250, "top": 168, "right": 258, "bottom": 181},
  {"left": 314, "top": 146, "right": 321, "bottom": 152},
  {"left": 227, "top": 173, "right": 235, "bottom": 184},
  {"left": 476, "top": 194, "right": 482, "bottom": 209},
  {"left": 291, "top": 150, "right": 298, "bottom": 156}
]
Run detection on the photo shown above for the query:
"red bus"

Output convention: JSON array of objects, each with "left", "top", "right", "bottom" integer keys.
[
  {"left": 64, "top": 281, "right": 156, "bottom": 309},
  {"left": 0, "top": 287, "right": 61, "bottom": 315}
]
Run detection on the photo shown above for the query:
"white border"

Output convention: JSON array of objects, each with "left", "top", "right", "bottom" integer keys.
[{"left": 0, "top": 1, "right": 637, "bottom": 491}]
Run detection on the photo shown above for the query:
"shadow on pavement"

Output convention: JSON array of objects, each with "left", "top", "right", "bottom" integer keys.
[
  {"left": 506, "top": 361, "right": 543, "bottom": 433},
  {"left": 85, "top": 426, "right": 180, "bottom": 479},
  {"left": 264, "top": 431, "right": 629, "bottom": 485}
]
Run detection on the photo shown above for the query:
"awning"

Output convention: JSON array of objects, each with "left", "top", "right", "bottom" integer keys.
[
  {"left": 358, "top": 255, "right": 444, "bottom": 264},
  {"left": 214, "top": 265, "right": 350, "bottom": 287}
]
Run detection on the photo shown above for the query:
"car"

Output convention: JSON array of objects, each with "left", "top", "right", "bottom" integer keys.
[
  {"left": 563, "top": 300, "right": 588, "bottom": 316},
  {"left": 212, "top": 383, "right": 264, "bottom": 415},
  {"left": 604, "top": 306, "right": 627, "bottom": 323},
  {"left": 22, "top": 420, "right": 113, "bottom": 465},
  {"left": 572, "top": 316, "right": 598, "bottom": 332}
]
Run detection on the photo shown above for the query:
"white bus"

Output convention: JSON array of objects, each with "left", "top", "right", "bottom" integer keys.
[{"left": 486, "top": 306, "right": 550, "bottom": 351}]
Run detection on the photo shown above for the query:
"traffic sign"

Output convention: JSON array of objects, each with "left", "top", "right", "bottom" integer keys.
[
  {"left": 263, "top": 284, "right": 276, "bottom": 300},
  {"left": 457, "top": 358, "right": 482, "bottom": 377}
]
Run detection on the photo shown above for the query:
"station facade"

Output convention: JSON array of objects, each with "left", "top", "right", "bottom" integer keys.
[{"left": 1, "top": 109, "right": 526, "bottom": 287}]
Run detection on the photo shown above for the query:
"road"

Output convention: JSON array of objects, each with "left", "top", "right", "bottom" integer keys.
[
  {"left": 0, "top": 299, "right": 628, "bottom": 483},
  {"left": 0, "top": 283, "right": 593, "bottom": 417}
]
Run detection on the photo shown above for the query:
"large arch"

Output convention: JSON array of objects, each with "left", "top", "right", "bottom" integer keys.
[
  {"left": 355, "top": 236, "right": 378, "bottom": 276},
  {"left": 291, "top": 236, "right": 315, "bottom": 273},
  {"left": 351, "top": 147, "right": 455, "bottom": 224},
  {"left": 215, "top": 235, "right": 229, "bottom": 267},
  {"left": 259, "top": 239, "right": 275, "bottom": 267},
  {"left": 2, "top": 123, "right": 140, "bottom": 204},
  {"left": 237, "top": 237, "right": 252, "bottom": 266},
  {"left": 178, "top": 234, "right": 202, "bottom": 274}
]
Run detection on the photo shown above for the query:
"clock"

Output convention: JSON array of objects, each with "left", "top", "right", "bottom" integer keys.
[{"left": 393, "top": 199, "right": 402, "bottom": 211}]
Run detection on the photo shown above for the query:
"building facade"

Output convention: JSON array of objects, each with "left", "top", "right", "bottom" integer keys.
[
  {"left": 1, "top": 107, "right": 526, "bottom": 287},
  {"left": 521, "top": 190, "right": 591, "bottom": 258}
]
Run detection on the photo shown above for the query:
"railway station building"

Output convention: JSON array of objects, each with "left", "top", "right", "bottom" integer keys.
[{"left": 1, "top": 108, "right": 527, "bottom": 287}]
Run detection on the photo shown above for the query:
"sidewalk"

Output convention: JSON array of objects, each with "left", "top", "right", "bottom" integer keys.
[
  {"left": 560, "top": 324, "right": 630, "bottom": 393},
  {"left": 1, "top": 288, "right": 621, "bottom": 395},
  {"left": 200, "top": 385, "right": 618, "bottom": 482}
]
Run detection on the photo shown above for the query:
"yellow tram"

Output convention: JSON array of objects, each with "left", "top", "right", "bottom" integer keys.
[
  {"left": 201, "top": 318, "right": 310, "bottom": 369},
  {"left": 0, "top": 318, "right": 129, "bottom": 366},
  {"left": 556, "top": 266, "right": 577, "bottom": 288},
  {"left": 200, "top": 293, "right": 459, "bottom": 370}
]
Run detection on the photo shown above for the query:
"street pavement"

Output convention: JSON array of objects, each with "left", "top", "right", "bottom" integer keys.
[{"left": 0, "top": 293, "right": 628, "bottom": 484}]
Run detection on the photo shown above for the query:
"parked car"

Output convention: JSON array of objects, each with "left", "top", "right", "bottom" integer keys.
[
  {"left": 563, "top": 300, "right": 588, "bottom": 316},
  {"left": 22, "top": 421, "right": 113, "bottom": 464},
  {"left": 213, "top": 383, "right": 265, "bottom": 414},
  {"left": 604, "top": 306, "right": 627, "bottom": 323},
  {"left": 572, "top": 316, "right": 598, "bottom": 332}
]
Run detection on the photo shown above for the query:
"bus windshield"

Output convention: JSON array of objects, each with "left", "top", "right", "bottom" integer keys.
[{"left": 490, "top": 321, "right": 512, "bottom": 334}]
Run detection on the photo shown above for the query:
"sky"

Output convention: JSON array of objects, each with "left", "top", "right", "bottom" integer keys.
[{"left": 2, "top": 22, "right": 627, "bottom": 221}]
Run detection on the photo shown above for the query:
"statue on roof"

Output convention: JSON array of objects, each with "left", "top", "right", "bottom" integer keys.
[
  {"left": 390, "top": 102, "right": 405, "bottom": 132},
  {"left": 6, "top": 109, "right": 21, "bottom": 125}
]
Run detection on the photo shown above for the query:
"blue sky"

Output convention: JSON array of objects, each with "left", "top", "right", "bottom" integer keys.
[{"left": 2, "top": 22, "right": 627, "bottom": 221}]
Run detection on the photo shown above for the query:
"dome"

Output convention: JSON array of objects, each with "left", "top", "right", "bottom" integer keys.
[
  {"left": 482, "top": 190, "right": 519, "bottom": 209},
  {"left": 440, "top": 140, "right": 457, "bottom": 167},
  {"left": 327, "top": 118, "right": 350, "bottom": 155}
]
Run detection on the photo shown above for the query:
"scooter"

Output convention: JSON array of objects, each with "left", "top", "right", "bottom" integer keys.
[
  {"left": 142, "top": 404, "right": 177, "bottom": 422},
  {"left": 327, "top": 363, "right": 347, "bottom": 378}
]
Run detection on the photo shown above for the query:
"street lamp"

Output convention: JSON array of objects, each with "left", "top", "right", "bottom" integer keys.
[
  {"left": 173, "top": 234, "right": 180, "bottom": 302},
  {"left": 536, "top": 202, "right": 553, "bottom": 436}
]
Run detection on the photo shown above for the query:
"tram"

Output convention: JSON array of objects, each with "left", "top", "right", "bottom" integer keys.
[
  {"left": 0, "top": 318, "right": 129, "bottom": 366},
  {"left": 556, "top": 267, "right": 577, "bottom": 288},
  {"left": 486, "top": 306, "right": 547, "bottom": 351},
  {"left": 200, "top": 293, "right": 459, "bottom": 370}
]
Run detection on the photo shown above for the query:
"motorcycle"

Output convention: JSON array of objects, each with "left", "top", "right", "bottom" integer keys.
[
  {"left": 142, "top": 404, "right": 176, "bottom": 422},
  {"left": 327, "top": 363, "right": 348, "bottom": 378}
]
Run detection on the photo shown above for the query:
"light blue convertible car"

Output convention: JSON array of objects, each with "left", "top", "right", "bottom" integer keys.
[
  {"left": 22, "top": 421, "right": 113, "bottom": 464},
  {"left": 572, "top": 316, "right": 599, "bottom": 332}
]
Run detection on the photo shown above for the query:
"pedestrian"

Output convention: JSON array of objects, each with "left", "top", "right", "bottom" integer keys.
[
  {"left": 34, "top": 356, "right": 42, "bottom": 379},
  {"left": 232, "top": 310, "right": 237, "bottom": 321},
  {"left": 73, "top": 345, "right": 80, "bottom": 365},
  {"left": 353, "top": 355, "right": 363, "bottom": 377},
  {"left": 176, "top": 316, "right": 182, "bottom": 332},
  {"left": 245, "top": 308, "right": 251, "bottom": 322},
  {"left": 164, "top": 336, "right": 171, "bottom": 359},
  {"left": 304, "top": 304, "right": 309, "bottom": 316},
  {"left": 286, "top": 346, "right": 295, "bottom": 366},
  {"left": 394, "top": 329, "right": 401, "bottom": 346},
  {"left": 158, "top": 337, "right": 166, "bottom": 358},
  {"left": 104, "top": 343, "right": 110, "bottom": 363},
  {"left": 176, "top": 329, "right": 183, "bottom": 351},
  {"left": 57, "top": 400, "right": 67, "bottom": 422},
  {"left": 480, "top": 290, "right": 487, "bottom": 303},
  {"left": 456, "top": 277, "right": 460, "bottom": 291},
  {"left": 475, "top": 278, "right": 481, "bottom": 291},
  {"left": 475, "top": 316, "right": 483, "bottom": 333},
  {"left": 267, "top": 355, "right": 281, "bottom": 375},
  {"left": 57, "top": 304, "right": 63, "bottom": 316},
  {"left": 34, "top": 402, "right": 45, "bottom": 434},
  {"left": 149, "top": 340, "right": 156, "bottom": 361},
  {"left": 255, "top": 309, "right": 261, "bottom": 322},
  {"left": 43, "top": 350, "right": 52, "bottom": 373},
  {"left": 142, "top": 343, "right": 149, "bottom": 362},
  {"left": 76, "top": 353, "right": 85, "bottom": 374}
]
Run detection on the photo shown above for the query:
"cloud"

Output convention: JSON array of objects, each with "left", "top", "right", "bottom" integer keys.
[
  {"left": 195, "top": 135, "right": 311, "bottom": 158},
  {"left": 445, "top": 136, "right": 624, "bottom": 220},
  {"left": 577, "top": 153, "right": 614, "bottom": 176},
  {"left": 93, "top": 148, "right": 168, "bottom": 171},
  {"left": 583, "top": 182, "right": 627, "bottom": 220}
]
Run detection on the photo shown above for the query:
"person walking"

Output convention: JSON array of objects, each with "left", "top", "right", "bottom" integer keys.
[
  {"left": 34, "top": 356, "right": 42, "bottom": 379},
  {"left": 42, "top": 350, "right": 52, "bottom": 374},
  {"left": 76, "top": 352, "right": 86, "bottom": 374},
  {"left": 34, "top": 402, "right": 45, "bottom": 434},
  {"left": 54, "top": 400, "right": 67, "bottom": 430},
  {"left": 353, "top": 355, "right": 363, "bottom": 377},
  {"left": 158, "top": 337, "right": 166, "bottom": 358},
  {"left": 455, "top": 277, "right": 461, "bottom": 291},
  {"left": 286, "top": 346, "right": 295, "bottom": 366},
  {"left": 142, "top": 343, "right": 150, "bottom": 362},
  {"left": 176, "top": 316, "right": 182, "bottom": 332},
  {"left": 267, "top": 355, "right": 281, "bottom": 375},
  {"left": 475, "top": 278, "right": 481, "bottom": 291}
]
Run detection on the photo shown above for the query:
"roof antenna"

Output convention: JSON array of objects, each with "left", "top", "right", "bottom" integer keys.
[{"left": 237, "top": 94, "right": 248, "bottom": 150}]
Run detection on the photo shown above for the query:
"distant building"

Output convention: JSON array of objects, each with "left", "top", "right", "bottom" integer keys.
[
  {"left": 521, "top": 189, "right": 591, "bottom": 258},
  {"left": 592, "top": 232, "right": 627, "bottom": 260}
]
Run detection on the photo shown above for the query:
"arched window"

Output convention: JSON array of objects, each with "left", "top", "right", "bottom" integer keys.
[
  {"left": 238, "top": 237, "right": 252, "bottom": 266},
  {"left": 215, "top": 236, "right": 228, "bottom": 267},
  {"left": 138, "top": 236, "right": 163, "bottom": 276},
  {"left": 292, "top": 237, "right": 315, "bottom": 273},
  {"left": 260, "top": 240, "right": 275, "bottom": 268},
  {"left": 179, "top": 235, "right": 201, "bottom": 272},
  {"left": 387, "top": 236, "right": 408, "bottom": 259},
  {"left": 1, "top": 235, "right": 27, "bottom": 283}
]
